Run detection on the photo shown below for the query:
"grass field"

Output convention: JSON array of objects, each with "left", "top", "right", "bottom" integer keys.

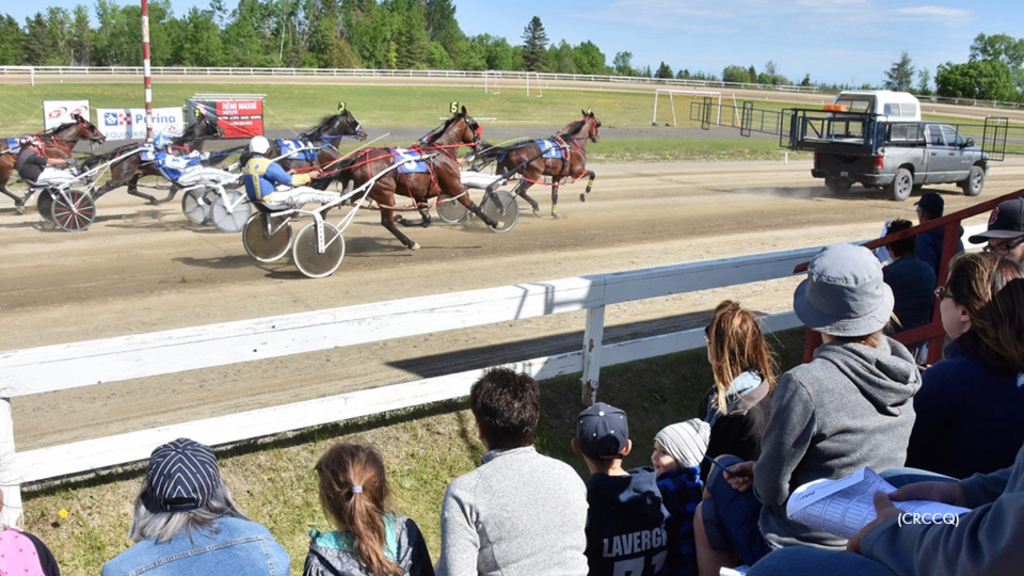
[{"left": 24, "top": 327, "right": 806, "bottom": 576}]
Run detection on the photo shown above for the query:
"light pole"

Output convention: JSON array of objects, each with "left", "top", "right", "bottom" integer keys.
[{"left": 141, "top": 0, "right": 153, "bottom": 142}]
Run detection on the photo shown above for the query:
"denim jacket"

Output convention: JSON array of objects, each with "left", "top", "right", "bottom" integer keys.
[{"left": 101, "top": 517, "right": 290, "bottom": 576}]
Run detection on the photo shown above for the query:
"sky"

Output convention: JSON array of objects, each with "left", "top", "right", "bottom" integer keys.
[{"left": 5, "top": 0, "right": 1024, "bottom": 86}]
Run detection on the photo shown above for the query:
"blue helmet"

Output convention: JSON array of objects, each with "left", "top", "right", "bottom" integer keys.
[{"left": 153, "top": 134, "right": 170, "bottom": 149}]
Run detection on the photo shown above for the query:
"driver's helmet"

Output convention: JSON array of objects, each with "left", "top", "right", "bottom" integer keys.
[
  {"left": 249, "top": 135, "right": 271, "bottom": 155},
  {"left": 18, "top": 134, "right": 40, "bottom": 148},
  {"left": 152, "top": 134, "right": 171, "bottom": 149}
]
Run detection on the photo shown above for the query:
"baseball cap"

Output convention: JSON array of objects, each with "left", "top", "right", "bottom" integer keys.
[
  {"left": 793, "top": 243, "right": 895, "bottom": 337},
  {"left": 914, "top": 192, "right": 944, "bottom": 216},
  {"left": 144, "top": 438, "right": 221, "bottom": 512},
  {"left": 576, "top": 402, "right": 629, "bottom": 460},
  {"left": 968, "top": 198, "right": 1024, "bottom": 243}
]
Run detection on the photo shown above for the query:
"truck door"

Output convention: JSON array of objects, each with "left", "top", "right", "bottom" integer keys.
[
  {"left": 941, "top": 125, "right": 971, "bottom": 182},
  {"left": 924, "top": 125, "right": 951, "bottom": 184}
]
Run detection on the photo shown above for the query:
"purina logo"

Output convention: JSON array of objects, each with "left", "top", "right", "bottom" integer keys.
[{"left": 990, "top": 207, "right": 1000, "bottom": 225}]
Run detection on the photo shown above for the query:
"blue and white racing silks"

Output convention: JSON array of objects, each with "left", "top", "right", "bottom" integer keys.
[
  {"left": 276, "top": 139, "right": 318, "bottom": 163},
  {"left": 390, "top": 148, "right": 430, "bottom": 174},
  {"left": 242, "top": 155, "right": 309, "bottom": 202},
  {"left": 534, "top": 139, "right": 565, "bottom": 160},
  {"left": 4, "top": 138, "right": 20, "bottom": 154},
  {"left": 154, "top": 149, "right": 204, "bottom": 182}
]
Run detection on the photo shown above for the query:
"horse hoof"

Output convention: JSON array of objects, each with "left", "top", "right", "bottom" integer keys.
[
  {"left": 15, "top": 204, "right": 26, "bottom": 215},
  {"left": 532, "top": 209, "right": 541, "bottom": 218},
  {"left": 493, "top": 221, "right": 506, "bottom": 230},
  {"left": 409, "top": 243, "right": 420, "bottom": 251},
  {"left": 552, "top": 212, "right": 565, "bottom": 220},
  {"left": 394, "top": 214, "right": 404, "bottom": 223},
  {"left": 579, "top": 194, "right": 587, "bottom": 203}
]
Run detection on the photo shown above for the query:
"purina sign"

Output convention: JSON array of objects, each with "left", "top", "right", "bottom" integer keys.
[{"left": 97, "top": 107, "right": 184, "bottom": 140}]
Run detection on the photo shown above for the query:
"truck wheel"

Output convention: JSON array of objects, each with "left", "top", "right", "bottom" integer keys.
[
  {"left": 826, "top": 179, "right": 851, "bottom": 195},
  {"left": 961, "top": 166, "right": 984, "bottom": 197},
  {"left": 890, "top": 168, "right": 913, "bottom": 202}
]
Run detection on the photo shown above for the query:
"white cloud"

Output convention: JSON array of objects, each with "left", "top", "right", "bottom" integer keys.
[{"left": 893, "top": 5, "right": 973, "bottom": 26}]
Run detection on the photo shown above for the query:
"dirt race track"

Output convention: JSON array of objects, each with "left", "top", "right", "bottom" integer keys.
[{"left": 3, "top": 159, "right": 1021, "bottom": 453}]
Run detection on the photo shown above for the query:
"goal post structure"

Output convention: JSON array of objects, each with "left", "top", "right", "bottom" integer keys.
[
  {"left": 484, "top": 70, "right": 501, "bottom": 94},
  {"left": 525, "top": 71, "right": 543, "bottom": 98},
  {"left": 652, "top": 89, "right": 722, "bottom": 127}
]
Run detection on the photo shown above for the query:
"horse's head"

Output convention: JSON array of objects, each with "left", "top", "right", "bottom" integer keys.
[
  {"left": 311, "top": 110, "right": 367, "bottom": 142},
  {"left": 579, "top": 109, "right": 601, "bottom": 143},
  {"left": 196, "top": 112, "right": 225, "bottom": 139},
  {"left": 68, "top": 113, "right": 106, "bottom": 144},
  {"left": 423, "top": 106, "right": 482, "bottom": 149}
]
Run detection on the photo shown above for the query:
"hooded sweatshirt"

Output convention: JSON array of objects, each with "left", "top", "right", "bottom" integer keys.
[
  {"left": 753, "top": 337, "right": 921, "bottom": 550},
  {"left": 584, "top": 467, "right": 670, "bottom": 576},
  {"left": 302, "top": 513, "right": 434, "bottom": 576}
]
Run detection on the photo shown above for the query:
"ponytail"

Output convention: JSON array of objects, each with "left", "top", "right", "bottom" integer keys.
[{"left": 706, "top": 300, "right": 778, "bottom": 414}]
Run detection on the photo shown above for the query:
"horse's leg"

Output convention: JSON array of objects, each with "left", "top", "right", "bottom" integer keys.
[
  {"left": 0, "top": 180, "right": 25, "bottom": 212},
  {"left": 551, "top": 178, "right": 564, "bottom": 219},
  {"left": 158, "top": 182, "right": 179, "bottom": 204},
  {"left": 581, "top": 169, "right": 596, "bottom": 203},
  {"left": 381, "top": 207, "right": 420, "bottom": 250},
  {"left": 125, "top": 174, "right": 161, "bottom": 205}
]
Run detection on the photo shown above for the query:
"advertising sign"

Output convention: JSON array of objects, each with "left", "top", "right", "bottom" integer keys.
[
  {"left": 43, "top": 100, "right": 91, "bottom": 130},
  {"left": 187, "top": 98, "right": 264, "bottom": 139},
  {"left": 97, "top": 108, "right": 184, "bottom": 140}
]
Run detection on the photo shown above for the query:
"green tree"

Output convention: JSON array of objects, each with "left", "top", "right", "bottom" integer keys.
[
  {"left": 176, "top": 7, "right": 224, "bottom": 66},
  {"left": 612, "top": 51, "right": 633, "bottom": 76},
  {"left": 424, "top": 0, "right": 462, "bottom": 55},
  {"left": 936, "top": 59, "right": 1016, "bottom": 101},
  {"left": 722, "top": 64, "right": 750, "bottom": 83},
  {"left": 655, "top": 61, "right": 672, "bottom": 79},
  {"left": 884, "top": 51, "right": 915, "bottom": 92},
  {"left": 44, "top": 8, "right": 72, "bottom": 65},
  {"left": 916, "top": 68, "right": 931, "bottom": 95},
  {"left": 747, "top": 65, "right": 756, "bottom": 81},
  {"left": 676, "top": 68, "right": 690, "bottom": 79},
  {"left": 0, "top": 14, "right": 26, "bottom": 65},
  {"left": 801, "top": 73, "right": 811, "bottom": 86},
  {"left": 571, "top": 41, "right": 604, "bottom": 75},
  {"left": 23, "top": 13, "right": 55, "bottom": 65},
  {"left": 546, "top": 39, "right": 575, "bottom": 73},
  {"left": 394, "top": 0, "right": 429, "bottom": 69},
  {"left": 483, "top": 36, "right": 514, "bottom": 70},
  {"left": 70, "top": 5, "right": 92, "bottom": 65},
  {"left": 426, "top": 40, "right": 453, "bottom": 69},
  {"left": 520, "top": 16, "right": 548, "bottom": 71}
]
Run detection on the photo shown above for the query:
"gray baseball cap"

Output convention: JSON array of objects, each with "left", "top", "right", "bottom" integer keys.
[{"left": 794, "top": 244, "right": 894, "bottom": 337}]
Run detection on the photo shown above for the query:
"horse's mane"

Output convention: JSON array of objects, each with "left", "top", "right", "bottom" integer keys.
[
  {"left": 79, "top": 143, "right": 143, "bottom": 171},
  {"left": 555, "top": 119, "right": 587, "bottom": 139},
  {"left": 38, "top": 121, "right": 78, "bottom": 138},
  {"left": 302, "top": 113, "right": 346, "bottom": 140},
  {"left": 419, "top": 113, "right": 463, "bottom": 145}
]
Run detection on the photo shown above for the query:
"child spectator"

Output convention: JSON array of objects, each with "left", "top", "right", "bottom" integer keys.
[
  {"left": 652, "top": 419, "right": 711, "bottom": 576},
  {"left": 0, "top": 488, "right": 60, "bottom": 576},
  {"left": 906, "top": 252, "right": 1024, "bottom": 478},
  {"left": 304, "top": 442, "right": 434, "bottom": 576},
  {"left": 697, "top": 301, "right": 776, "bottom": 482},
  {"left": 436, "top": 368, "right": 588, "bottom": 576},
  {"left": 572, "top": 402, "right": 669, "bottom": 576}
]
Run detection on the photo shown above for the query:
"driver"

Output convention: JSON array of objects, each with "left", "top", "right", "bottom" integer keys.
[
  {"left": 242, "top": 136, "right": 340, "bottom": 207},
  {"left": 14, "top": 135, "right": 77, "bottom": 187},
  {"left": 151, "top": 134, "right": 235, "bottom": 186}
]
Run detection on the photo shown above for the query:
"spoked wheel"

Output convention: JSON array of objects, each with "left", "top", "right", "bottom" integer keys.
[
  {"left": 480, "top": 189, "right": 519, "bottom": 233},
  {"left": 436, "top": 194, "right": 469, "bottom": 223},
  {"left": 51, "top": 189, "right": 96, "bottom": 231},
  {"left": 181, "top": 187, "right": 213, "bottom": 225},
  {"left": 293, "top": 220, "right": 345, "bottom": 278},
  {"left": 210, "top": 189, "right": 252, "bottom": 233},
  {"left": 243, "top": 212, "right": 293, "bottom": 262},
  {"left": 36, "top": 190, "right": 55, "bottom": 223}
]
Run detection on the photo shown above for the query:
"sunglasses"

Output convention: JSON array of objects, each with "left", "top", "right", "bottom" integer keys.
[
  {"left": 934, "top": 286, "right": 951, "bottom": 301},
  {"left": 983, "top": 236, "right": 1024, "bottom": 255}
]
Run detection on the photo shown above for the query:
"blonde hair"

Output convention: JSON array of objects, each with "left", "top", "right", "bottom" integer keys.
[
  {"left": 706, "top": 301, "right": 778, "bottom": 413},
  {"left": 316, "top": 443, "right": 400, "bottom": 576}
]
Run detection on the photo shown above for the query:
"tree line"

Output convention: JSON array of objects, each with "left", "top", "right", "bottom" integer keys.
[{"left": 882, "top": 34, "right": 1024, "bottom": 102}]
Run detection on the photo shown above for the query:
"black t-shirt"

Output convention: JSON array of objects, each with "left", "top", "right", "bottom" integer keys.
[{"left": 15, "top": 147, "right": 48, "bottom": 183}]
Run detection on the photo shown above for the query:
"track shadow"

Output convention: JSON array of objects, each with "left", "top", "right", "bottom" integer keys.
[
  {"left": 173, "top": 254, "right": 257, "bottom": 270},
  {"left": 713, "top": 184, "right": 962, "bottom": 203},
  {"left": 344, "top": 235, "right": 413, "bottom": 256}
]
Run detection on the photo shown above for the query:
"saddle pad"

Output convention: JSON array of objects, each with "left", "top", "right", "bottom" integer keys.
[
  {"left": 276, "top": 139, "right": 317, "bottom": 163},
  {"left": 5, "top": 138, "right": 20, "bottom": 154},
  {"left": 534, "top": 140, "right": 565, "bottom": 160},
  {"left": 390, "top": 147, "right": 430, "bottom": 174}
]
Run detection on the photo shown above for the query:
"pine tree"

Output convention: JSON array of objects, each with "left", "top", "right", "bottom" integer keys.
[
  {"left": 884, "top": 51, "right": 915, "bottom": 92},
  {"left": 520, "top": 16, "right": 548, "bottom": 72}
]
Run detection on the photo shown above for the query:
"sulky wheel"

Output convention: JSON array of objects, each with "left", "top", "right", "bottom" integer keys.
[
  {"left": 51, "top": 189, "right": 96, "bottom": 231},
  {"left": 181, "top": 187, "right": 213, "bottom": 225},
  {"left": 210, "top": 189, "right": 252, "bottom": 233},
  {"left": 481, "top": 189, "right": 519, "bottom": 233},
  {"left": 243, "top": 212, "right": 293, "bottom": 262},
  {"left": 36, "top": 189, "right": 56, "bottom": 223},
  {"left": 436, "top": 193, "right": 470, "bottom": 223},
  {"left": 292, "top": 220, "right": 345, "bottom": 278}
]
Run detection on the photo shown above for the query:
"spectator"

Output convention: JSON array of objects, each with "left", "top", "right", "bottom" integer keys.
[
  {"left": 101, "top": 438, "right": 290, "bottom": 576},
  {"left": 906, "top": 252, "right": 1024, "bottom": 479},
  {"left": 697, "top": 301, "right": 776, "bottom": 482},
  {"left": 436, "top": 368, "right": 588, "bottom": 576},
  {"left": 968, "top": 197, "right": 1024, "bottom": 265},
  {"left": 0, "top": 488, "right": 60, "bottom": 576},
  {"left": 694, "top": 244, "right": 922, "bottom": 576},
  {"left": 573, "top": 402, "right": 669, "bottom": 576},
  {"left": 304, "top": 442, "right": 433, "bottom": 576},
  {"left": 881, "top": 219, "right": 937, "bottom": 334},
  {"left": 914, "top": 192, "right": 963, "bottom": 276},
  {"left": 652, "top": 419, "right": 711, "bottom": 576}
]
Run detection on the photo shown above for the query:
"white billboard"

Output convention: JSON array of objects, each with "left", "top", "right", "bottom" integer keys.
[
  {"left": 97, "top": 108, "right": 185, "bottom": 141},
  {"left": 43, "top": 100, "right": 90, "bottom": 130}
]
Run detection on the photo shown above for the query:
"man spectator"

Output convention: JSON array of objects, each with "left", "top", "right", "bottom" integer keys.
[
  {"left": 436, "top": 368, "right": 588, "bottom": 576},
  {"left": 882, "top": 219, "right": 937, "bottom": 334},
  {"left": 915, "top": 192, "right": 963, "bottom": 275},
  {"left": 102, "top": 438, "right": 290, "bottom": 576},
  {"left": 968, "top": 197, "right": 1024, "bottom": 265}
]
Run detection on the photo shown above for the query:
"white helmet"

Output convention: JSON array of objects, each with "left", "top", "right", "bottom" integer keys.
[{"left": 249, "top": 136, "right": 270, "bottom": 155}]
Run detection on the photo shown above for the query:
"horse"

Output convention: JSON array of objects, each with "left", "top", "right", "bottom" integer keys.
[
  {"left": 84, "top": 112, "right": 227, "bottom": 205},
  {"left": 238, "top": 109, "right": 368, "bottom": 173},
  {"left": 0, "top": 114, "right": 106, "bottom": 212},
  {"left": 320, "top": 106, "right": 501, "bottom": 250},
  {"left": 471, "top": 110, "right": 599, "bottom": 218}
]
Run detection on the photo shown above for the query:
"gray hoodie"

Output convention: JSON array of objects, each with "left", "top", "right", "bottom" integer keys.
[{"left": 753, "top": 337, "right": 921, "bottom": 550}]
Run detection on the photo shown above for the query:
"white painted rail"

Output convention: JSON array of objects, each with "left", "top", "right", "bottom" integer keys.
[{"left": 0, "top": 245, "right": 833, "bottom": 526}]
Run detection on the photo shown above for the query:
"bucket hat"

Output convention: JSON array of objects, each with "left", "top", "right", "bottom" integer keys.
[{"left": 794, "top": 243, "right": 894, "bottom": 337}]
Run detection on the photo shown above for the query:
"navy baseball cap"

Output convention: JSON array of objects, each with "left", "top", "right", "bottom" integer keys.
[
  {"left": 576, "top": 402, "right": 629, "bottom": 460},
  {"left": 914, "top": 192, "right": 944, "bottom": 216},
  {"left": 144, "top": 438, "right": 221, "bottom": 512},
  {"left": 968, "top": 198, "right": 1024, "bottom": 243}
]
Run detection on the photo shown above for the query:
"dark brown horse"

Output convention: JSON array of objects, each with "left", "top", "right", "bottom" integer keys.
[
  {"left": 324, "top": 106, "right": 500, "bottom": 250},
  {"left": 84, "top": 113, "right": 226, "bottom": 205},
  {"left": 238, "top": 110, "right": 367, "bottom": 173},
  {"left": 1, "top": 114, "right": 106, "bottom": 211},
  {"left": 472, "top": 110, "right": 599, "bottom": 218}
]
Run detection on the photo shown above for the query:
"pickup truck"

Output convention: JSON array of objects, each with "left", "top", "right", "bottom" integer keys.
[{"left": 786, "top": 110, "right": 988, "bottom": 201}]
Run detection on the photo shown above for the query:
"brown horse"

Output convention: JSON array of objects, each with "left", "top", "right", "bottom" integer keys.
[
  {"left": 472, "top": 110, "right": 599, "bottom": 218},
  {"left": 1, "top": 114, "right": 106, "bottom": 211},
  {"left": 238, "top": 110, "right": 367, "bottom": 173},
  {"left": 84, "top": 113, "right": 226, "bottom": 205},
  {"left": 325, "top": 106, "right": 499, "bottom": 250}
]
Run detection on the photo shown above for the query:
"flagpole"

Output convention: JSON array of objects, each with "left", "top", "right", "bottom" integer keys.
[{"left": 141, "top": 0, "right": 153, "bottom": 142}]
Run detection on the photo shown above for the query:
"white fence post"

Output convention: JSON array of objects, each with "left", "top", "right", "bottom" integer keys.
[
  {"left": 0, "top": 399, "right": 22, "bottom": 528},
  {"left": 581, "top": 306, "right": 606, "bottom": 406}
]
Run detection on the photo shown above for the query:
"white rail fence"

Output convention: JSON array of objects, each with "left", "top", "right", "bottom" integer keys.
[{"left": 0, "top": 245, "right": 837, "bottom": 526}]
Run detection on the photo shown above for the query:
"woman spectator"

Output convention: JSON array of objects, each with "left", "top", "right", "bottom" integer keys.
[
  {"left": 906, "top": 252, "right": 1024, "bottom": 478},
  {"left": 0, "top": 487, "right": 60, "bottom": 576},
  {"left": 694, "top": 244, "right": 921, "bottom": 576},
  {"left": 697, "top": 300, "right": 777, "bottom": 482}
]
